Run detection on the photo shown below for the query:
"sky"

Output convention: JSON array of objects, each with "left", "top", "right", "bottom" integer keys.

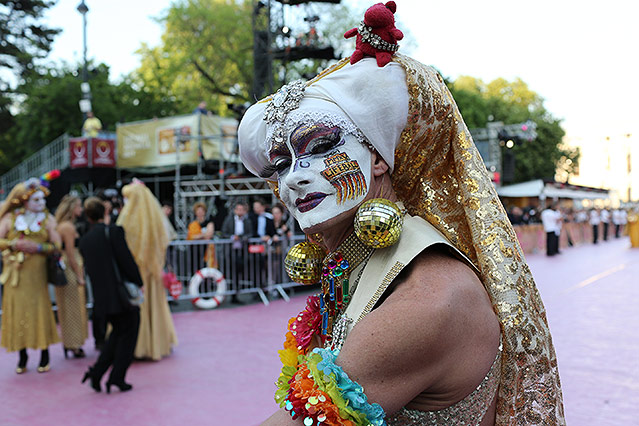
[{"left": 43, "top": 0, "right": 639, "bottom": 139}]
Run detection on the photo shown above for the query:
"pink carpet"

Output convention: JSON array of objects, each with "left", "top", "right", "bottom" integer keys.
[{"left": 0, "top": 237, "right": 637, "bottom": 425}]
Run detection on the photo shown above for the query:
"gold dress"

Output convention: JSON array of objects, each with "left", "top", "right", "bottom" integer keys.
[
  {"left": 134, "top": 271, "right": 178, "bottom": 360},
  {"left": 0, "top": 214, "right": 60, "bottom": 351},
  {"left": 54, "top": 247, "right": 88, "bottom": 349}
]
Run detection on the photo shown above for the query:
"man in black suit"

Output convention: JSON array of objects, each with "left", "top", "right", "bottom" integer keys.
[
  {"left": 221, "top": 201, "right": 253, "bottom": 302},
  {"left": 251, "top": 199, "right": 276, "bottom": 240},
  {"left": 250, "top": 199, "right": 276, "bottom": 292},
  {"left": 79, "top": 197, "right": 143, "bottom": 393}
]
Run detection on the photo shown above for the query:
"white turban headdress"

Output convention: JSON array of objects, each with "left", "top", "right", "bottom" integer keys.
[{"left": 238, "top": 58, "right": 408, "bottom": 178}]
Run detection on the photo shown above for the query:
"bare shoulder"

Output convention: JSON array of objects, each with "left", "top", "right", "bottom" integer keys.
[
  {"left": 336, "top": 246, "right": 500, "bottom": 414},
  {"left": 47, "top": 213, "right": 58, "bottom": 227},
  {"left": 57, "top": 220, "right": 74, "bottom": 233}
]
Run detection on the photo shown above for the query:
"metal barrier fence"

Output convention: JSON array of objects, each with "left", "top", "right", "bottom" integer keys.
[
  {"left": 0, "top": 235, "right": 306, "bottom": 316},
  {"left": 167, "top": 235, "right": 305, "bottom": 306}
]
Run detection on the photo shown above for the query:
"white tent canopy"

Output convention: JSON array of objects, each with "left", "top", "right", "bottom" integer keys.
[{"left": 497, "top": 179, "right": 609, "bottom": 200}]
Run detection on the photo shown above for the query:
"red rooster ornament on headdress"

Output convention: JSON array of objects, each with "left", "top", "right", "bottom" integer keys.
[{"left": 344, "top": 1, "right": 404, "bottom": 67}]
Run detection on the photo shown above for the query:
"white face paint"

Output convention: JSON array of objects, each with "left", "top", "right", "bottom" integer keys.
[
  {"left": 270, "top": 123, "right": 372, "bottom": 231},
  {"left": 26, "top": 190, "right": 46, "bottom": 213}
]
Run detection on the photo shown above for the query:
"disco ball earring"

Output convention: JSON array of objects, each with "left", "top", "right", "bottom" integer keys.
[
  {"left": 284, "top": 241, "right": 326, "bottom": 285},
  {"left": 354, "top": 198, "right": 404, "bottom": 249}
]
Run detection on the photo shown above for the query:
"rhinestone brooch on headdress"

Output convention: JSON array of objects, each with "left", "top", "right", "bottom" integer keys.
[{"left": 263, "top": 79, "right": 306, "bottom": 145}]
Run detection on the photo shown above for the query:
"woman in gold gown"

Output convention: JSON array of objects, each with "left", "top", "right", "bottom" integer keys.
[
  {"left": 0, "top": 179, "right": 61, "bottom": 373},
  {"left": 54, "top": 195, "right": 89, "bottom": 358},
  {"left": 628, "top": 209, "right": 639, "bottom": 248},
  {"left": 117, "top": 181, "right": 177, "bottom": 360}
]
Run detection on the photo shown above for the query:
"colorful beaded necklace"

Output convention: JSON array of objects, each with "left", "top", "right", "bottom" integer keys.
[{"left": 320, "top": 232, "right": 374, "bottom": 345}]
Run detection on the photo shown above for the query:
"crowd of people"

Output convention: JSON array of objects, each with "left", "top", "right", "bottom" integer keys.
[
  {"left": 509, "top": 203, "right": 631, "bottom": 256},
  {"left": 0, "top": 173, "right": 302, "bottom": 377},
  {"left": 0, "top": 178, "right": 178, "bottom": 393}
]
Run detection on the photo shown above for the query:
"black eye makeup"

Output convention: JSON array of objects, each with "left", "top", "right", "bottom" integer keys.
[
  {"left": 261, "top": 124, "right": 345, "bottom": 178},
  {"left": 290, "top": 124, "right": 342, "bottom": 157},
  {"left": 260, "top": 157, "right": 291, "bottom": 178}
]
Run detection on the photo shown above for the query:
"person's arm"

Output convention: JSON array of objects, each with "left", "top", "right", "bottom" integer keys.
[
  {"left": 59, "top": 222, "right": 85, "bottom": 285},
  {"left": 111, "top": 225, "right": 143, "bottom": 287},
  {"left": 0, "top": 214, "right": 12, "bottom": 245},
  {"left": 204, "top": 221, "right": 214, "bottom": 240},
  {"left": 265, "top": 218, "right": 276, "bottom": 239},
  {"left": 220, "top": 216, "right": 233, "bottom": 238},
  {"left": 262, "top": 248, "right": 501, "bottom": 424},
  {"left": 243, "top": 218, "right": 254, "bottom": 240},
  {"left": 45, "top": 215, "right": 62, "bottom": 253},
  {"left": 187, "top": 221, "right": 203, "bottom": 240}
]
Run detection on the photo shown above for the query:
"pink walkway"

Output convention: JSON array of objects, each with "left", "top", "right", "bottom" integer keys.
[{"left": 0, "top": 237, "right": 637, "bottom": 425}]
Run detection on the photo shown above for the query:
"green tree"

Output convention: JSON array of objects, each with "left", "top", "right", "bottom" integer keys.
[
  {"left": 0, "top": 0, "right": 60, "bottom": 173},
  {"left": 134, "top": 0, "right": 254, "bottom": 116},
  {"left": 0, "top": 0, "right": 60, "bottom": 89},
  {"left": 134, "top": 0, "right": 362, "bottom": 115},
  {"left": 2, "top": 62, "right": 178, "bottom": 173},
  {"left": 449, "top": 76, "right": 579, "bottom": 183}
]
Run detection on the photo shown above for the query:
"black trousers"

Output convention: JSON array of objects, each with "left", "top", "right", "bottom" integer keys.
[
  {"left": 603, "top": 223, "right": 609, "bottom": 241},
  {"left": 593, "top": 224, "right": 599, "bottom": 244},
  {"left": 92, "top": 309, "right": 140, "bottom": 384},
  {"left": 92, "top": 311, "right": 107, "bottom": 348},
  {"left": 615, "top": 224, "right": 621, "bottom": 238},
  {"left": 546, "top": 232, "right": 559, "bottom": 256}
]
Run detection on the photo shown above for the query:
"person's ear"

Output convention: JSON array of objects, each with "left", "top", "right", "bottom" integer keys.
[{"left": 371, "top": 151, "right": 389, "bottom": 177}]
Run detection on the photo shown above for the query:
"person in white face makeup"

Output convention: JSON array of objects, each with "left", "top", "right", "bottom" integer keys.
[
  {"left": 237, "top": 3, "right": 564, "bottom": 425},
  {"left": 0, "top": 178, "right": 62, "bottom": 374}
]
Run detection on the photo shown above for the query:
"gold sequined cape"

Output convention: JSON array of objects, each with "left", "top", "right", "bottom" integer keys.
[
  {"left": 268, "top": 54, "right": 566, "bottom": 425},
  {"left": 387, "top": 54, "right": 565, "bottom": 425},
  {"left": 117, "top": 183, "right": 178, "bottom": 360}
]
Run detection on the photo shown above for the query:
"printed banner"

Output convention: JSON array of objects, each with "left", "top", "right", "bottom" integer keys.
[
  {"left": 200, "top": 116, "right": 240, "bottom": 162},
  {"left": 116, "top": 115, "right": 199, "bottom": 168},
  {"left": 69, "top": 137, "right": 89, "bottom": 168},
  {"left": 92, "top": 138, "right": 116, "bottom": 168}
]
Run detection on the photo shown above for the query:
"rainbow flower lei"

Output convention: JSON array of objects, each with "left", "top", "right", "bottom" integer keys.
[{"left": 275, "top": 295, "right": 386, "bottom": 426}]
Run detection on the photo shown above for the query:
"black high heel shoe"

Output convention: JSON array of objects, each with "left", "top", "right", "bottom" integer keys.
[
  {"left": 16, "top": 349, "right": 28, "bottom": 374},
  {"left": 105, "top": 381, "right": 133, "bottom": 394},
  {"left": 64, "top": 347, "right": 86, "bottom": 359},
  {"left": 37, "top": 349, "right": 50, "bottom": 373},
  {"left": 81, "top": 367, "right": 102, "bottom": 393}
]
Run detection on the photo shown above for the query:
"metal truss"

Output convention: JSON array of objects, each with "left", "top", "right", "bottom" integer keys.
[{"left": 178, "top": 177, "right": 272, "bottom": 198}]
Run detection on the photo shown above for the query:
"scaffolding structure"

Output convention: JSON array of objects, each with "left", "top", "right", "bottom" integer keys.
[
  {"left": 1, "top": 115, "right": 537, "bottom": 235},
  {"left": 0, "top": 134, "right": 70, "bottom": 196}
]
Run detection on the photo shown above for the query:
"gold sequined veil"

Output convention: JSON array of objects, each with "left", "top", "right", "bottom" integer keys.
[
  {"left": 116, "top": 183, "right": 176, "bottom": 281},
  {"left": 391, "top": 54, "right": 565, "bottom": 425},
  {"left": 262, "top": 54, "right": 565, "bottom": 425}
]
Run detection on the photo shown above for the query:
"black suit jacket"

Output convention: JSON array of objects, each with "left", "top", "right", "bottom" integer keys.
[
  {"left": 252, "top": 214, "right": 276, "bottom": 238},
  {"left": 221, "top": 214, "right": 254, "bottom": 239},
  {"left": 79, "top": 223, "right": 143, "bottom": 316}
]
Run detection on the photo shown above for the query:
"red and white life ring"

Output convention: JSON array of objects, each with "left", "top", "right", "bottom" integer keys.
[{"left": 189, "top": 268, "right": 226, "bottom": 309}]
